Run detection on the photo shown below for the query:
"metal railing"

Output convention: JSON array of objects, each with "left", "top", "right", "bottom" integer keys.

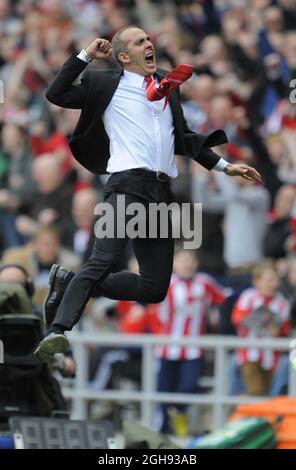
[{"left": 63, "top": 333, "right": 296, "bottom": 431}]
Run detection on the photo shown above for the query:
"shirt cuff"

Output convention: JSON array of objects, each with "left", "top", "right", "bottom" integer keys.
[
  {"left": 213, "top": 158, "right": 229, "bottom": 172},
  {"left": 76, "top": 49, "right": 93, "bottom": 63}
]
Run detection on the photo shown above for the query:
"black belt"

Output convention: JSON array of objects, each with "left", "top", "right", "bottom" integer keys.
[{"left": 122, "top": 168, "right": 171, "bottom": 183}]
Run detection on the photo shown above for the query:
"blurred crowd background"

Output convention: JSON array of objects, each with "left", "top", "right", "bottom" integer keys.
[{"left": 0, "top": 0, "right": 296, "bottom": 436}]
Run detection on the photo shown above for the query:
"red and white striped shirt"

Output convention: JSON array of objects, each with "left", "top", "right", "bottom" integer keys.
[
  {"left": 232, "top": 288, "right": 291, "bottom": 369},
  {"left": 155, "top": 273, "right": 225, "bottom": 360}
]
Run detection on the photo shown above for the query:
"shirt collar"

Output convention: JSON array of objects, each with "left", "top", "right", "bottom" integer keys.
[{"left": 123, "top": 69, "right": 153, "bottom": 88}]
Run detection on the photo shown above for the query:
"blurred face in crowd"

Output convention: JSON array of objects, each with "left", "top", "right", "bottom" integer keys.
[
  {"left": 32, "top": 154, "right": 63, "bottom": 193},
  {"left": 274, "top": 185, "right": 296, "bottom": 218},
  {"left": 0, "top": 35, "right": 18, "bottom": 62},
  {"left": 34, "top": 230, "right": 60, "bottom": 264},
  {"left": 193, "top": 75, "right": 216, "bottom": 104},
  {"left": 287, "top": 258, "right": 296, "bottom": 287},
  {"left": 251, "top": 0, "right": 271, "bottom": 9},
  {"left": 285, "top": 33, "right": 296, "bottom": 68},
  {"left": 72, "top": 188, "right": 98, "bottom": 230},
  {"left": 253, "top": 268, "right": 279, "bottom": 297},
  {"left": 265, "top": 134, "right": 284, "bottom": 165},
  {"left": 201, "top": 35, "right": 226, "bottom": 63},
  {"left": 264, "top": 7, "right": 284, "bottom": 33},
  {"left": 209, "top": 95, "right": 232, "bottom": 127},
  {"left": 116, "top": 27, "right": 156, "bottom": 76},
  {"left": 40, "top": 0, "right": 64, "bottom": 17},
  {"left": 1, "top": 123, "right": 25, "bottom": 154},
  {"left": 279, "top": 0, "right": 296, "bottom": 7},
  {"left": 47, "top": 48, "right": 70, "bottom": 71},
  {"left": 0, "top": 266, "right": 27, "bottom": 287},
  {"left": 23, "top": 10, "right": 43, "bottom": 35},
  {"left": 173, "top": 250, "right": 198, "bottom": 280},
  {"left": 0, "top": 0, "right": 9, "bottom": 20},
  {"left": 238, "top": 33, "right": 259, "bottom": 60}
]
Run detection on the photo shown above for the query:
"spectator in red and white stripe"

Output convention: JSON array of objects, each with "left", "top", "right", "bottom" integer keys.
[
  {"left": 232, "top": 259, "right": 291, "bottom": 396},
  {"left": 154, "top": 246, "right": 226, "bottom": 435}
]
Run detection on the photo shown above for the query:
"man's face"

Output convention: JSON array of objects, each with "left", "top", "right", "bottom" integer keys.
[
  {"left": 173, "top": 251, "right": 198, "bottom": 280},
  {"left": 34, "top": 232, "right": 60, "bottom": 264},
  {"left": 254, "top": 269, "right": 279, "bottom": 298},
  {"left": 0, "top": 267, "right": 27, "bottom": 287},
  {"left": 120, "top": 27, "right": 156, "bottom": 76}
]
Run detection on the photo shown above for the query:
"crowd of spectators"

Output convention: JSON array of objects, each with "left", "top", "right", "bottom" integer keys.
[{"left": 0, "top": 0, "right": 296, "bottom": 435}]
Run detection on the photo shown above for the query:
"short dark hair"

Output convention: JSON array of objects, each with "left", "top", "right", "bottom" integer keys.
[{"left": 111, "top": 25, "right": 139, "bottom": 66}]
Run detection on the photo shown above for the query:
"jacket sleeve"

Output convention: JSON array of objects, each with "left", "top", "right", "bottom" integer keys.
[
  {"left": 45, "top": 54, "right": 90, "bottom": 109},
  {"left": 183, "top": 114, "right": 228, "bottom": 170}
]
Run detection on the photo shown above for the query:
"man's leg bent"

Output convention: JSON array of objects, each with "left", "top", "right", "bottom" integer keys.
[
  {"left": 53, "top": 193, "right": 132, "bottom": 330},
  {"left": 94, "top": 218, "right": 174, "bottom": 303},
  {"left": 53, "top": 231, "right": 129, "bottom": 330}
]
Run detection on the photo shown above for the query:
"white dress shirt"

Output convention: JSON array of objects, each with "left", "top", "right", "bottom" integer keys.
[
  {"left": 77, "top": 51, "right": 229, "bottom": 176},
  {"left": 103, "top": 70, "right": 177, "bottom": 177}
]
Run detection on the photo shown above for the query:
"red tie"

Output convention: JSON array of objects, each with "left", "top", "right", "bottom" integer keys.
[
  {"left": 144, "top": 75, "right": 171, "bottom": 110},
  {"left": 144, "top": 75, "right": 153, "bottom": 88},
  {"left": 144, "top": 64, "right": 194, "bottom": 110}
]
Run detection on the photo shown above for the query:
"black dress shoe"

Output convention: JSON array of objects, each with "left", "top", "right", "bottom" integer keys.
[
  {"left": 43, "top": 264, "right": 74, "bottom": 326},
  {"left": 34, "top": 332, "right": 69, "bottom": 364}
]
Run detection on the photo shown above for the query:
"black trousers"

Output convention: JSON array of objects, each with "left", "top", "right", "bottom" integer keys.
[{"left": 54, "top": 170, "right": 175, "bottom": 330}]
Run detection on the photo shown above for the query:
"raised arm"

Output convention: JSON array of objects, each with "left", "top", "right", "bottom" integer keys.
[{"left": 45, "top": 38, "right": 112, "bottom": 109}]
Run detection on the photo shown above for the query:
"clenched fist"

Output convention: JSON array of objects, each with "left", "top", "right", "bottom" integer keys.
[{"left": 85, "top": 38, "right": 113, "bottom": 60}]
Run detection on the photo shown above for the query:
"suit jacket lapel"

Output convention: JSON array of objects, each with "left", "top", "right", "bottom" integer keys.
[{"left": 98, "top": 70, "right": 122, "bottom": 115}]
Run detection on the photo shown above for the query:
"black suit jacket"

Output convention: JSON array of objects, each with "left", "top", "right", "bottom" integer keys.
[{"left": 45, "top": 54, "right": 228, "bottom": 175}]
